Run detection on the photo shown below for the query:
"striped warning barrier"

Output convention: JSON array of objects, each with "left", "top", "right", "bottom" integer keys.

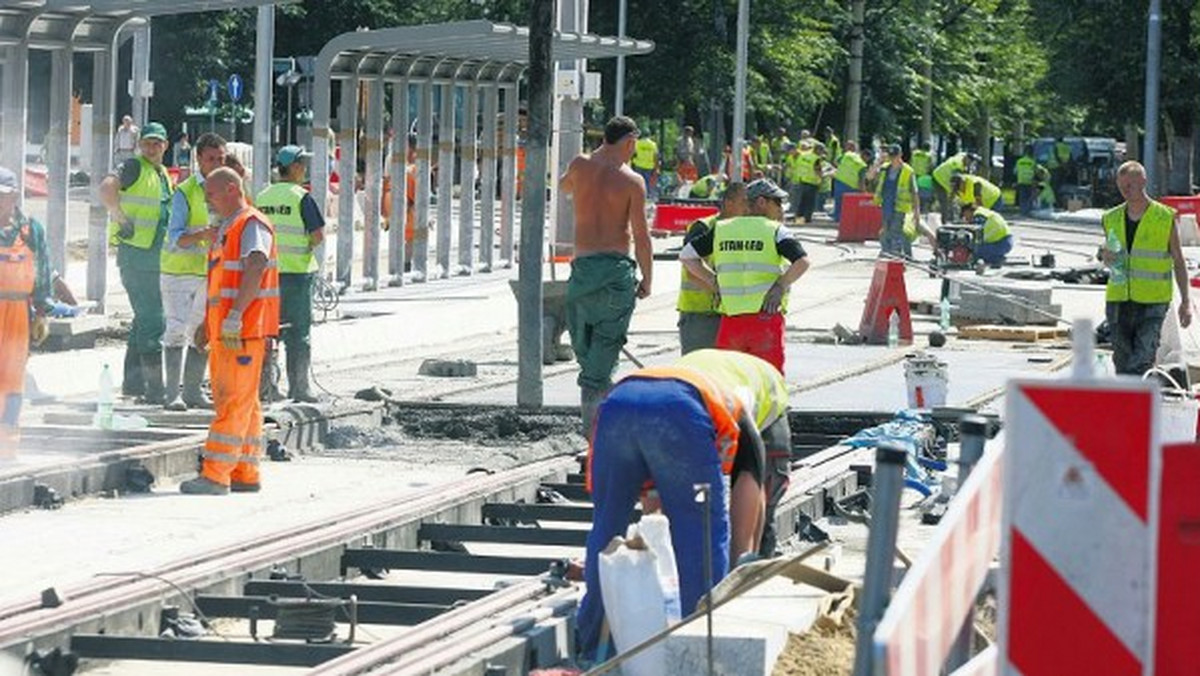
[
  {"left": 872, "top": 436, "right": 1004, "bottom": 675},
  {"left": 1154, "top": 442, "right": 1200, "bottom": 676},
  {"left": 948, "top": 645, "right": 998, "bottom": 676},
  {"left": 999, "top": 379, "right": 1160, "bottom": 676}
]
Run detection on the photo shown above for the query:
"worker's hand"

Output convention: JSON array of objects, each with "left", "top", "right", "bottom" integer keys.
[
  {"left": 1180, "top": 301, "right": 1193, "bottom": 329},
  {"left": 761, "top": 281, "right": 786, "bottom": 315},
  {"left": 220, "top": 311, "right": 243, "bottom": 351},
  {"left": 636, "top": 278, "right": 651, "bottom": 299},
  {"left": 30, "top": 315, "right": 49, "bottom": 346},
  {"left": 193, "top": 323, "right": 209, "bottom": 351},
  {"left": 1099, "top": 247, "right": 1117, "bottom": 265},
  {"left": 117, "top": 218, "right": 135, "bottom": 240}
]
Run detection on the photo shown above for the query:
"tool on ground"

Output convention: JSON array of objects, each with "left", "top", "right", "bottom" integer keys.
[{"left": 621, "top": 346, "right": 645, "bottom": 369}]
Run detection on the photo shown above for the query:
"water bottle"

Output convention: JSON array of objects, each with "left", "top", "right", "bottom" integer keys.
[
  {"left": 939, "top": 296, "right": 952, "bottom": 331},
  {"left": 888, "top": 310, "right": 900, "bottom": 348},
  {"left": 96, "top": 364, "right": 114, "bottom": 430},
  {"left": 1106, "top": 229, "right": 1127, "bottom": 285}
]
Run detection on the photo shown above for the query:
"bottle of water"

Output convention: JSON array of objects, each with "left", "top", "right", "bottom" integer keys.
[
  {"left": 1106, "top": 229, "right": 1127, "bottom": 285},
  {"left": 939, "top": 296, "right": 952, "bottom": 331},
  {"left": 96, "top": 364, "right": 114, "bottom": 430},
  {"left": 888, "top": 310, "right": 900, "bottom": 348}
]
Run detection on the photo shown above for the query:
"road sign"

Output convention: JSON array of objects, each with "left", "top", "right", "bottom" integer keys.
[
  {"left": 208, "top": 79, "right": 219, "bottom": 104},
  {"left": 228, "top": 74, "right": 243, "bottom": 103}
]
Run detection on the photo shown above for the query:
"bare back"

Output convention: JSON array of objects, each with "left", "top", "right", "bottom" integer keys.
[{"left": 561, "top": 150, "right": 647, "bottom": 257}]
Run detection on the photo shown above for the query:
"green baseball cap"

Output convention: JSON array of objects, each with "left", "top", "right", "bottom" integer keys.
[{"left": 140, "top": 122, "right": 168, "bottom": 141}]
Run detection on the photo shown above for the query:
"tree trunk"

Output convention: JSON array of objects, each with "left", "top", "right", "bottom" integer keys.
[
  {"left": 844, "top": 0, "right": 865, "bottom": 143},
  {"left": 1168, "top": 135, "right": 1194, "bottom": 195},
  {"left": 919, "top": 0, "right": 933, "bottom": 146},
  {"left": 977, "top": 108, "right": 991, "bottom": 179}
]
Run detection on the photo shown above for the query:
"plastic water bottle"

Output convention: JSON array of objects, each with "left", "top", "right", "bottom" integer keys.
[
  {"left": 1106, "top": 230, "right": 1127, "bottom": 285},
  {"left": 939, "top": 296, "right": 952, "bottom": 331},
  {"left": 96, "top": 364, "right": 114, "bottom": 430},
  {"left": 888, "top": 310, "right": 900, "bottom": 348}
]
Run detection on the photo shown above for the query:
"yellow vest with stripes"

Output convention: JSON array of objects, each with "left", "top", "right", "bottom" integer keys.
[
  {"left": 256, "top": 182, "right": 315, "bottom": 274},
  {"left": 960, "top": 175, "right": 1001, "bottom": 208},
  {"left": 873, "top": 163, "right": 916, "bottom": 214},
  {"left": 108, "top": 157, "right": 172, "bottom": 249},
  {"left": 712, "top": 216, "right": 786, "bottom": 316},
  {"left": 973, "top": 206, "right": 1010, "bottom": 243},
  {"left": 678, "top": 215, "right": 719, "bottom": 314},
  {"left": 677, "top": 348, "right": 788, "bottom": 429},
  {"left": 834, "top": 152, "right": 866, "bottom": 190},
  {"left": 1104, "top": 201, "right": 1175, "bottom": 304},
  {"left": 161, "top": 175, "right": 210, "bottom": 276}
]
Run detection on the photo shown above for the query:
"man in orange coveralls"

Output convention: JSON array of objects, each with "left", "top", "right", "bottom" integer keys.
[
  {"left": 0, "top": 167, "right": 51, "bottom": 460},
  {"left": 179, "top": 167, "right": 279, "bottom": 494}
]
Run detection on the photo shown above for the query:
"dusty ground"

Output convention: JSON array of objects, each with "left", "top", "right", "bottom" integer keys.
[{"left": 771, "top": 591, "right": 856, "bottom": 676}]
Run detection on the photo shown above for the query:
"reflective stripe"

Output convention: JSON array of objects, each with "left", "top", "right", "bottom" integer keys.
[
  {"left": 223, "top": 260, "right": 280, "bottom": 272},
  {"left": 720, "top": 282, "right": 777, "bottom": 296},
  {"left": 0, "top": 291, "right": 30, "bottom": 300},
  {"left": 1128, "top": 269, "right": 1172, "bottom": 281},
  {"left": 1130, "top": 248, "right": 1171, "bottom": 259},
  {"left": 120, "top": 195, "right": 162, "bottom": 207},
  {"left": 277, "top": 244, "right": 310, "bottom": 255},
  {"left": 236, "top": 455, "right": 261, "bottom": 466},
  {"left": 201, "top": 450, "right": 241, "bottom": 465},
  {"left": 244, "top": 436, "right": 264, "bottom": 447},
  {"left": 715, "top": 262, "right": 783, "bottom": 274},
  {"left": 680, "top": 280, "right": 705, "bottom": 292},
  {"left": 207, "top": 431, "right": 244, "bottom": 447},
  {"left": 218, "top": 287, "right": 280, "bottom": 299}
]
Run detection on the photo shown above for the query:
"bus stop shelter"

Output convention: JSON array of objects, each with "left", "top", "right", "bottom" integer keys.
[{"left": 310, "top": 20, "right": 654, "bottom": 290}]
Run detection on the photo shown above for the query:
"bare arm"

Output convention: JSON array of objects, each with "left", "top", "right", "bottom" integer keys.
[
  {"left": 559, "top": 158, "right": 578, "bottom": 195},
  {"left": 178, "top": 227, "right": 218, "bottom": 248},
  {"left": 99, "top": 176, "right": 123, "bottom": 216},
  {"left": 629, "top": 180, "right": 653, "bottom": 298},
  {"left": 1169, "top": 224, "right": 1192, "bottom": 328},
  {"left": 233, "top": 252, "right": 268, "bottom": 316},
  {"left": 681, "top": 257, "right": 718, "bottom": 293},
  {"left": 309, "top": 228, "right": 325, "bottom": 248},
  {"left": 779, "top": 257, "right": 810, "bottom": 288}
]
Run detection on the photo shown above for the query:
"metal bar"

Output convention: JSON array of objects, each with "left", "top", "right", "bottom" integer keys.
[
  {"left": 413, "top": 81, "right": 433, "bottom": 281},
  {"left": 130, "top": 23, "right": 150, "bottom": 127},
  {"left": 852, "top": 443, "right": 907, "bottom": 676},
  {"left": 194, "top": 595, "right": 447, "bottom": 626},
  {"left": 499, "top": 85, "right": 518, "bottom": 268},
  {"left": 457, "top": 83, "right": 478, "bottom": 275},
  {"left": 615, "top": 0, "right": 626, "bottom": 117},
  {"left": 87, "top": 47, "right": 115, "bottom": 310},
  {"left": 418, "top": 523, "right": 588, "bottom": 547},
  {"left": 482, "top": 502, "right": 600, "bottom": 523},
  {"left": 1143, "top": 0, "right": 1162, "bottom": 194},
  {"left": 335, "top": 76, "right": 359, "bottom": 291},
  {"left": 387, "top": 80, "right": 410, "bottom": 284},
  {"left": 46, "top": 46, "right": 72, "bottom": 279},
  {"left": 541, "top": 482, "right": 589, "bottom": 502},
  {"left": 341, "top": 549, "right": 560, "bottom": 576},
  {"left": 944, "top": 415, "right": 990, "bottom": 670},
  {"left": 1, "top": 44, "right": 29, "bottom": 211},
  {"left": 363, "top": 77, "right": 385, "bottom": 291},
  {"left": 730, "top": 0, "right": 748, "bottom": 184},
  {"left": 436, "top": 82, "right": 456, "bottom": 279},
  {"left": 478, "top": 85, "right": 499, "bottom": 271},
  {"left": 243, "top": 581, "right": 490, "bottom": 606},
  {"left": 251, "top": 5, "right": 274, "bottom": 197},
  {"left": 70, "top": 634, "right": 353, "bottom": 667}
]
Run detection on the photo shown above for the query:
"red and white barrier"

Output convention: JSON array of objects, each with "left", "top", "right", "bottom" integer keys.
[
  {"left": 873, "top": 439, "right": 1004, "bottom": 675},
  {"left": 949, "top": 646, "right": 998, "bottom": 676},
  {"left": 1154, "top": 442, "right": 1200, "bottom": 676},
  {"left": 999, "top": 380, "right": 1160, "bottom": 676}
]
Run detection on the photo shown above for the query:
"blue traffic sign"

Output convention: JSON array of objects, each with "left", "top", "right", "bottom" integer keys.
[
  {"left": 228, "top": 74, "right": 243, "bottom": 103},
  {"left": 208, "top": 79, "right": 219, "bottom": 103}
]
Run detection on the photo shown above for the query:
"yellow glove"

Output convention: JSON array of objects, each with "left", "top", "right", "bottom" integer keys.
[
  {"left": 31, "top": 315, "right": 49, "bottom": 346},
  {"left": 220, "top": 311, "right": 243, "bottom": 351}
]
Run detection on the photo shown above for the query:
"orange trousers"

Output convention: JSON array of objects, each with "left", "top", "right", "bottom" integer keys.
[
  {"left": 202, "top": 338, "right": 265, "bottom": 486},
  {"left": 0, "top": 298, "right": 29, "bottom": 459}
]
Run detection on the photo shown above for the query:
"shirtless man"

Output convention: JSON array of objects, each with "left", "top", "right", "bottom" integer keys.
[{"left": 559, "top": 116, "right": 654, "bottom": 432}]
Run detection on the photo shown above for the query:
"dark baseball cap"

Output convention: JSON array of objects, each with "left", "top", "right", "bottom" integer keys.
[
  {"left": 140, "top": 122, "right": 168, "bottom": 141},
  {"left": 0, "top": 167, "right": 17, "bottom": 194},
  {"left": 746, "top": 178, "right": 787, "bottom": 202}
]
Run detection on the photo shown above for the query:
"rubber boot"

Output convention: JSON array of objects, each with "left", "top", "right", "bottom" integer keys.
[
  {"left": 122, "top": 345, "right": 145, "bottom": 397},
  {"left": 163, "top": 347, "right": 186, "bottom": 411},
  {"left": 139, "top": 351, "right": 166, "bottom": 406},
  {"left": 182, "top": 347, "right": 212, "bottom": 409},
  {"left": 580, "top": 386, "right": 604, "bottom": 440},
  {"left": 287, "top": 345, "right": 319, "bottom": 403}
]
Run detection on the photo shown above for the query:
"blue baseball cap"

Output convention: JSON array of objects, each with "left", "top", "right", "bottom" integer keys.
[{"left": 276, "top": 145, "right": 310, "bottom": 168}]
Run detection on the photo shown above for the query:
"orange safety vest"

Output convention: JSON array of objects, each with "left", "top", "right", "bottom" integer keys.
[
  {"left": 586, "top": 366, "right": 744, "bottom": 492},
  {"left": 207, "top": 207, "right": 280, "bottom": 341},
  {"left": 0, "top": 224, "right": 35, "bottom": 303}
]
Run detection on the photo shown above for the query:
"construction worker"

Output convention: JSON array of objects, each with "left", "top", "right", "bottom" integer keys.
[
  {"left": 961, "top": 204, "right": 1013, "bottom": 266},
  {"left": 679, "top": 178, "right": 810, "bottom": 373},
  {"left": 560, "top": 116, "right": 654, "bottom": 431},
  {"left": 0, "top": 167, "right": 51, "bottom": 460},
  {"left": 576, "top": 349, "right": 787, "bottom": 661},
  {"left": 788, "top": 141, "right": 824, "bottom": 224},
  {"left": 722, "top": 143, "right": 755, "bottom": 183},
  {"left": 631, "top": 133, "right": 659, "bottom": 201},
  {"left": 823, "top": 126, "right": 841, "bottom": 165},
  {"left": 689, "top": 172, "right": 725, "bottom": 199},
  {"left": 831, "top": 140, "right": 867, "bottom": 222},
  {"left": 753, "top": 134, "right": 772, "bottom": 181},
  {"left": 952, "top": 172, "right": 1003, "bottom": 211},
  {"left": 932, "top": 151, "right": 972, "bottom": 223},
  {"left": 677, "top": 183, "right": 749, "bottom": 354},
  {"left": 179, "top": 167, "right": 280, "bottom": 495},
  {"left": 874, "top": 144, "right": 936, "bottom": 259},
  {"left": 674, "top": 125, "right": 700, "bottom": 183},
  {"left": 1035, "top": 165, "right": 1055, "bottom": 210},
  {"left": 911, "top": 141, "right": 935, "bottom": 212},
  {"left": 161, "top": 132, "right": 225, "bottom": 411},
  {"left": 100, "top": 122, "right": 173, "bottom": 405},
  {"left": 1015, "top": 146, "right": 1039, "bottom": 216},
  {"left": 256, "top": 145, "right": 326, "bottom": 403},
  {"left": 1099, "top": 161, "right": 1191, "bottom": 376},
  {"left": 772, "top": 126, "right": 792, "bottom": 164},
  {"left": 380, "top": 134, "right": 419, "bottom": 270}
]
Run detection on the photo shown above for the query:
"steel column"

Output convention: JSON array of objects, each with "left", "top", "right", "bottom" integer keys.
[
  {"left": 731, "top": 0, "right": 749, "bottom": 184},
  {"left": 1, "top": 44, "right": 30, "bottom": 210},
  {"left": 1143, "top": 0, "right": 1162, "bottom": 194},
  {"left": 499, "top": 85, "right": 518, "bottom": 269},
  {"left": 436, "top": 83, "right": 455, "bottom": 279},
  {"left": 413, "top": 82, "right": 434, "bottom": 282},
  {"left": 362, "top": 76, "right": 384, "bottom": 290},
  {"left": 456, "top": 84, "right": 478, "bottom": 275},
  {"left": 387, "top": 80, "right": 410, "bottom": 285},
  {"left": 335, "top": 77, "right": 358, "bottom": 291},
  {"left": 852, "top": 443, "right": 907, "bottom": 676},
  {"left": 88, "top": 48, "right": 116, "bottom": 310},
  {"left": 46, "top": 46, "right": 72, "bottom": 279},
  {"left": 251, "top": 5, "right": 274, "bottom": 197},
  {"left": 615, "top": 0, "right": 626, "bottom": 117},
  {"left": 130, "top": 24, "right": 151, "bottom": 126},
  {"left": 478, "top": 86, "right": 499, "bottom": 272}
]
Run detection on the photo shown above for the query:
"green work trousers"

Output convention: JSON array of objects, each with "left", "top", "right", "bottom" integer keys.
[
  {"left": 279, "top": 273, "right": 313, "bottom": 353},
  {"left": 566, "top": 254, "right": 637, "bottom": 392},
  {"left": 117, "top": 257, "right": 164, "bottom": 355}
]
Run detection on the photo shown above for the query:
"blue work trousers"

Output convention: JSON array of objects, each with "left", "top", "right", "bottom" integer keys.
[
  {"left": 577, "top": 377, "right": 730, "bottom": 661},
  {"left": 832, "top": 180, "right": 852, "bottom": 222}
]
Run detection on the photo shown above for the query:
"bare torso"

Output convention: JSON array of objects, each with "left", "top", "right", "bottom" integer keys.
[{"left": 561, "top": 149, "right": 645, "bottom": 257}]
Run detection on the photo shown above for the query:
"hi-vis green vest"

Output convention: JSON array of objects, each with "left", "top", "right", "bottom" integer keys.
[
  {"left": 873, "top": 163, "right": 916, "bottom": 215},
  {"left": 1015, "top": 157, "right": 1037, "bottom": 185},
  {"left": 960, "top": 175, "right": 1001, "bottom": 209},
  {"left": 690, "top": 174, "right": 722, "bottom": 199},
  {"left": 795, "top": 151, "right": 820, "bottom": 186},
  {"left": 1104, "top": 201, "right": 1176, "bottom": 304},
  {"left": 108, "top": 157, "right": 172, "bottom": 249},
  {"left": 756, "top": 140, "right": 771, "bottom": 167},
  {"left": 911, "top": 149, "right": 933, "bottom": 177},
  {"left": 678, "top": 215, "right": 719, "bottom": 314},
  {"left": 932, "top": 153, "right": 966, "bottom": 192},
  {"left": 161, "top": 176, "right": 210, "bottom": 276},
  {"left": 256, "top": 182, "right": 315, "bottom": 274},
  {"left": 972, "top": 206, "right": 1010, "bottom": 243},
  {"left": 632, "top": 137, "right": 658, "bottom": 170},
  {"left": 677, "top": 348, "right": 788, "bottom": 429},
  {"left": 712, "top": 216, "right": 786, "bottom": 316},
  {"left": 834, "top": 152, "right": 866, "bottom": 190}
]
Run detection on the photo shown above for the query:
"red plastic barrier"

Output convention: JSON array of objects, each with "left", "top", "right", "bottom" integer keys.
[
  {"left": 23, "top": 167, "right": 47, "bottom": 198},
  {"left": 652, "top": 202, "right": 719, "bottom": 235},
  {"left": 837, "top": 192, "right": 881, "bottom": 242},
  {"left": 858, "top": 260, "right": 912, "bottom": 345},
  {"left": 1160, "top": 195, "right": 1200, "bottom": 224}
]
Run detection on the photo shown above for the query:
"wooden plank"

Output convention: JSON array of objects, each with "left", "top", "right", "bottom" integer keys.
[{"left": 958, "top": 324, "right": 1068, "bottom": 343}]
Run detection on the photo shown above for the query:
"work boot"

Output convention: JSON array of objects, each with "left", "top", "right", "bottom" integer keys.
[
  {"left": 182, "top": 347, "right": 212, "bottom": 409},
  {"left": 139, "top": 351, "right": 166, "bottom": 406},
  {"left": 260, "top": 343, "right": 284, "bottom": 403},
  {"left": 580, "top": 386, "right": 604, "bottom": 439},
  {"left": 230, "top": 481, "right": 261, "bottom": 493},
  {"left": 163, "top": 347, "right": 186, "bottom": 411},
  {"left": 122, "top": 345, "right": 145, "bottom": 397},
  {"left": 286, "top": 345, "right": 319, "bottom": 404},
  {"left": 179, "top": 476, "right": 230, "bottom": 495}
]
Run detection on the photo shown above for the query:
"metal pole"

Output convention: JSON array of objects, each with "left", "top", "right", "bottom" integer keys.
[
  {"left": 731, "top": 0, "right": 749, "bottom": 184},
  {"left": 252, "top": 5, "right": 274, "bottom": 197},
  {"left": 363, "top": 77, "right": 385, "bottom": 291},
  {"left": 414, "top": 82, "right": 434, "bottom": 282},
  {"left": 614, "top": 0, "right": 627, "bottom": 118},
  {"left": 458, "top": 84, "right": 479, "bottom": 276},
  {"left": 2, "top": 44, "right": 30, "bottom": 211},
  {"left": 437, "top": 83, "right": 456, "bottom": 279},
  {"left": 1143, "top": 0, "right": 1162, "bottom": 195},
  {"left": 479, "top": 86, "right": 499, "bottom": 272},
  {"left": 387, "top": 80, "right": 410, "bottom": 285},
  {"left": 944, "top": 415, "right": 990, "bottom": 671},
  {"left": 88, "top": 48, "right": 116, "bottom": 311},
  {"left": 519, "top": 0, "right": 555, "bottom": 409},
  {"left": 852, "top": 443, "right": 907, "bottom": 676},
  {"left": 336, "top": 77, "right": 359, "bottom": 291},
  {"left": 695, "top": 483, "right": 715, "bottom": 676},
  {"left": 130, "top": 24, "right": 151, "bottom": 127},
  {"left": 499, "top": 85, "right": 518, "bottom": 268},
  {"left": 46, "top": 47, "right": 72, "bottom": 281}
]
